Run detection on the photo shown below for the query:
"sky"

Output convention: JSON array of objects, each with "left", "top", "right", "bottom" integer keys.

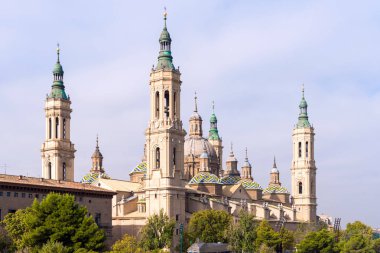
[{"left": 0, "top": 1, "right": 379, "bottom": 228}]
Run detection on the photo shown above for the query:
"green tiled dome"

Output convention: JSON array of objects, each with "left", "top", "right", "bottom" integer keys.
[
  {"left": 241, "top": 180, "right": 262, "bottom": 190},
  {"left": 220, "top": 175, "right": 241, "bottom": 185},
  {"left": 189, "top": 172, "right": 221, "bottom": 185},
  {"left": 263, "top": 185, "right": 289, "bottom": 194},
  {"left": 81, "top": 172, "right": 110, "bottom": 184},
  {"left": 130, "top": 161, "right": 147, "bottom": 174}
]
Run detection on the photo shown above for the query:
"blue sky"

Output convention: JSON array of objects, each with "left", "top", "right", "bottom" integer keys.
[{"left": 0, "top": 1, "right": 379, "bottom": 227}]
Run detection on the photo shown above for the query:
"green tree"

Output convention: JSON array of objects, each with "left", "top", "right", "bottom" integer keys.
[
  {"left": 40, "top": 240, "right": 69, "bottom": 253},
  {"left": 279, "top": 227, "right": 295, "bottom": 252},
  {"left": 0, "top": 224, "right": 15, "bottom": 253},
  {"left": 139, "top": 209, "right": 175, "bottom": 251},
  {"left": 339, "top": 221, "right": 375, "bottom": 253},
  {"left": 254, "top": 220, "right": 280, "bottom": 251},
  {"left": 228, "top": 210, "right": 257, "bottom": 253},
  {"left": 109, "top": 233, "right": 142, "bottom": 253},
  {"left": 3, "top": 193, "right": 106, "bottom": 252},
  {"left": 258, "top": 244, "right": 276, "bottom": 253},
  {"left": 296, "top": 228, "right": 338, "bottom": 253},
  {"left": 187, "top": 209, "right": 231, "bottom": 243},
  {"left": 373, "top": 238, "right": 380, "bottom": 253}
]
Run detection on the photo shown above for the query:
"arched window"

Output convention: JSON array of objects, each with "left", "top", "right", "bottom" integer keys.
[
  {"left": 155, "top": 148, "right": 160, "bottom": 169},
  {"left": 63, "top": 119, "right": 66, "bottom": 139},
  {"left": 306, "top": 141, "right": 309, "bottom": 158},
  {"left": 49, "top": 118, "right": 52, "bottom": 139},
  {"left": 62, "top": 162, "right": 66, "bottom": 180},
  {"left": 173, "top": 92, "right": 177, "bottom": 117},
  {"left": 298, "top": 182, "right": 303, "bottom": 194},
  {"left": 48, "top": 162, "right": 52, "bottom": 179},
  {"left": 298, "top": 142, "right": 302, "bottom": 158},
  {"left": 173, "top": 147, "right": 176, "bottom": 166},
  {"left": 55, "top": 117, "right": 59, "bottom": 138},
  {"left": 164, "top": 91, "right": 169, "bottom": 118},
  {"left": 155, "top": 92, "right": 160, "bottom": 118}
]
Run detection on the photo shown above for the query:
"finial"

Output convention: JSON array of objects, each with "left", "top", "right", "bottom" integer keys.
[
  {"left": 273, "top": 156, "right": 277, "bottom": 168},
  {"left": 96, "top": 134, "right": 99, "bottom": 148},
  {"left": 245, "top": 147, "right": 248, "bottom": 160},
  {"left": 56, "top": 43, "right": 60, "bottom": 63},
  {"left": 194, "top": 91, "right": 198, "bottom": 112},
  {"left": 302, "top": 83, "right": 305, "bottom": 98},
  {"left": 231, "top": 142, "right": 233, "bottom": 152},
  {"left": 163, "top": 7, "right": 167, "bottom": 27},
  {"left": 212, "top": 101, "right": 215, "bottom": 113}
]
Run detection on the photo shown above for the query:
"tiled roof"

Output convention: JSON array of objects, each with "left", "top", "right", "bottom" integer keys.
[
  {"left": 241, "top": 180, "right": 263, "bottom": 190},
  {"left": 188, "top": 172, "right": 221, "bottom": 185},
  {"left": 129, "top": 161, "right": 147, "bottom": 175},
  {"left": 263, "top": 184, "right": 289, "bottom": 194},
  {"left": 80, "top": 172, "right": 110, "bottom": 184},
  {"left": 0, "top": 174, "right": 114, "bottom": 195},
  {"left": 220, "top": 175, "right": 241, "bottom": 185},
  {"left": 93, "top": 178, "right": 142, "bottom": 192}
]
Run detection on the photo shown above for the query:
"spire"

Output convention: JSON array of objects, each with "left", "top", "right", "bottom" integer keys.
[
  {"left": 50, "top": 44, "right": 68, "bottom": 100},
  {"left": 296, "top": 84, "right": 311, "bottom": 128},
  {"left": 270, "top": 156, "right": 280, "bottom": 185},
  {"left": 194, "top": 91, "right": 198, "bottom": 112},
  {"left": 243, "top": 147, "right": 251, "bottom": 168},
  {"left": 271, "top": 156, "right": 279, "bottom": 173},
  {"left": 156, "top": 8, "right": 174, "bottom": 70},
  {"left": 209, "top": 101, "right": 220, "bottom": 140},
  {"left": 91, "top": 135, "right": 104, "bottom": 173}
]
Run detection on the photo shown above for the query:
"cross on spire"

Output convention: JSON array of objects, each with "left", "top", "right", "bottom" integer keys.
[
  {"left": 194, "top": 91, "right": 198, "bottom": 112},
  {"left": 56, "top": 43, "right": 60, "bottom": 63}
]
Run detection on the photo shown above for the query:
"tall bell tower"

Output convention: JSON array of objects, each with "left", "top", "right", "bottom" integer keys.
[
  {"left": 41, "top": 45, "right": 76, "bottom": 181},
  {"left": 144, "top": 10, "right": 186, "bottom": 241},
  {"left": 291, "top": 87, "right": 317, "bottom": 222}
]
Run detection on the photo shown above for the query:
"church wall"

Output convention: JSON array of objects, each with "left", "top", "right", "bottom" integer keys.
[{"left": 246, "top": 189, "right": 262, "bottom": 200}]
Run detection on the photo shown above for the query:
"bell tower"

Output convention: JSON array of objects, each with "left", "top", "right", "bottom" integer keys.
[
  {"left": 291, "top": 87, "right": 317, "bottom": 222},
  {"left": 144, "top": 10, "right": 186, "bottom": 242},
  {"left": 41, "top": 45, "right": 76, "bottom": 181},
  {"left": 208, "top": 102, "right": 223, "bottom": 176}
]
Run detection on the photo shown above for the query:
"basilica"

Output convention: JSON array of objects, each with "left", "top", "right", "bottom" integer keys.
[{"left": 0, "top": 12, "right": 318, "bottom": 249}]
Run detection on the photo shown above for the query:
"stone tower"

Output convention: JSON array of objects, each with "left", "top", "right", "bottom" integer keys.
[
  {"left": 291, "top": 87, "right": 317, "bottom": 222},
  {"left": 144, "top": 11, "right": 186, "bottom": 243},
  {"left": 241, "top": 148, "right": 253, "bottom": 180},
  {"left": 208, "top": 102, "right": 223, "bottom": 176},
  {"left": 41, "top": 46, "right": 76, "bottom": 181},
  {"left": 270, "top": 157, "right": 281, "bottom": 185},
  {"left": 91, "top": 136, "right": 104, "bottom": 174}
]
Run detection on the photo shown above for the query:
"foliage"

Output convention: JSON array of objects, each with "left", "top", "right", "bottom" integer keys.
[
  {"left": 373, "top": 238, "right": 380, "bottom": 253},
  {"left": 278, "top": 227, "right": 295, "bottom": 251},
  {"left": 3, "top": 193, "right": 105, "bottom": 253},
  {"left": 296, "top": 228, "right": 338, "bottom": 253},
  {"left": 338, "top": 221, "right": 376, "bottom": 253},
  {"left": 254, "top": 220, "right": 280, "bottom": 251},
  {"left": 0, "top": 224, "right": 15, "bottom": 253},
  {"left": 228, "top": 210, "right": 257, "bottom": 252},
  {"left": 257, "top": 243, "right": 276, "bottom": 253},
  {"left": 139, "top": 209, "right": 175, "bottom": 251},
  {"left": 109, "top": 233, "right": 142, "bottom": 253},
  {"left": 187, "top": 209, "right": 231, "bottom": 243},
  {"left": 39, "top": 240, "right": 69, "bottom": 253}
]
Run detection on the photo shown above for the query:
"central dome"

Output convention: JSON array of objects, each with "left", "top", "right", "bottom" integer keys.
[{"left": 184, "top": 136, "right": 217, "bottom": 160}]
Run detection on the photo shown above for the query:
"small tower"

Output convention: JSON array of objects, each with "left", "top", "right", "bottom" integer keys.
[
  {"left": 225, "top": 143, "right": 240, "bottom": 177},
  {"left": 291, "top": 86, "right": 317, "bottom": 222},
  {"left": 269, "top": 157, "right": 281, "bottom": 185},
  {"left": 208, "top": 102, "right": 223, "bottom": 176},
  {"left": 145, "top": 10, "right": 186, "bottom": 246},
  {"left": 241, "top": 148, "right": 253, "bottom": 180},
  {"left": 199, "top": 145, "right": 210, "bottom": 172},
  {"left": 189, "top": 92, "right": 203, "bottom": 137},
  {"left": 91, "top": 136, "right": 104, "bottom": 174},
  {"left": 41, "top": 45, "right": 76, "bottom": 181}
]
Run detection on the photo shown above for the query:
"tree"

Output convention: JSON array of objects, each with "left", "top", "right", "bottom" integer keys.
[
  {"left": 296, "top": 228, "right": 338, "bottom": 253},
  {"left": 258, "top": 244, "right": 276, "bottom": 253},
  {"left": 3, "top": 193, "right": 106, "bottom": 252},
  {"left": 139, "top": 209, "right": 175, "bottom": 251},
  {"left": 339, "top": 221, "right": 375, "bottom": 253},
  {"left": 0, "top": 224, "right": 15, "bottom": 253},
  {"left": 40, "top": 240, "right": 69, "bottom": 253},
  {"left": 228, "top": 210, "right": 257, "bottom": 252},
  {"left": 254, "top": 220, "right": 280, "bottom": 251},
  {"left": 109, "top": 233, "right": 142, "bottom": 253},
  {"left": 278, "top": 227, "right": 295, "bottom": 251},
  {"left": 373, "top": 238, "right": 380, "bottom": 253},
  {"left": 187, "top": 209, "right": 231, "bottom": 243}
]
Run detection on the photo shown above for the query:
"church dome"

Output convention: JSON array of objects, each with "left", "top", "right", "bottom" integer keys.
[
  {"left": 220, "top": 175, "right": 241, "bottom": 185},
  {"left": 189, "top": 172, "right": 221, "bottom": 185},
  {"left": 263, "top": 185, "right": 289, "bottom": 194},
  {"left": 241, "top": 179, "right": 262, "bottom": 190},
  {"left": 184, "top": 136, "right": 217, "bottom": 160}
]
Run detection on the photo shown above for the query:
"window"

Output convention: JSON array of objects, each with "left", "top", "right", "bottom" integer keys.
[
  {"left": 155, "top": 148, "right": 160, "bottom": 169},
  {"left": 155, "top": 193, "right": 157, "bottom": 199},
  {"left": 177, "top": 194, "right": 179, "bottom": 199},
  {"left": 298, "top": 182, "right": 303, "bottom": 194},
  {"left": 173, "top": 92, "right": 177, "bottom": 117},
  {"left": 176, "top": 229, "right": 179, "bottom": 235},
  {"left": 164, "top": 90, "right": 169, "bottom": 118},
  {"left": 88, "top": 200, "right": 92, "bottom": 203},
  {"left": 48, "top": 162, "right": 52, "bottom": 179},
  {"left": 6, "top": 192, "right": 10, "bottom": 197},
  {"left": 63, "top": 119, "right": 66, "bottom": 139},
  {"left": 79, "top": 197, "right": 83, "bottom": 202},
  {"left": 176, "top": 214, "right": 179, "bottom": 221},
  {"left": 14, "top": 192, "right": 18, "bottom": 197},
  {"left": 0, "top": 192, "right": 2, "bottom": 197},
  {"left": 95, "top": 213, "right": 101, "bottom": 225},
  {"left": 35, "top": 194, "right": 39, "bottom": 199},
  {"left": 28, "top": 193, "right": 33, "bottom": 198},
  {"left": 49, "top": 118, "right": 52, "bottom": 139},
  {"left": 21, "top": 193, "right": 26, "bottom": 198},
  {"left": 173, "top": 147, "right": 176, "bottom": 166},
  {"left": 306, "top": 141, "right": 309, "bottom": 158},
  {"left": 155, "top": 92, "right": 160, "bottom": 118},
  {"left": 63, "top": 162, "right": 66, "bottom": 180},
  {"left": 8, "top": 209, "right": 16, "bottom": 214},
  {"left": 298, "top": 142, "right": 302, "bottom": 158},
  {"left": 0, "top": 209, "right": 1, "bottom": 220},
  {"left": 55, "top": 117, "right": 59, "bottom": 138}
]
